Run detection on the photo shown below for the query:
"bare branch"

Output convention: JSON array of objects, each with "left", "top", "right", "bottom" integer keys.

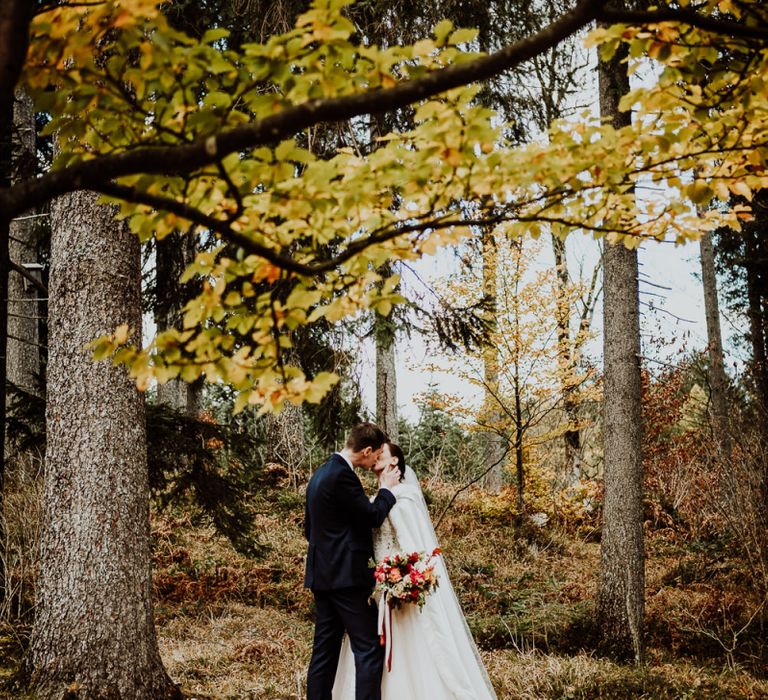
[{"left": 9, "top": 260, "right": 48, "bottom": 295}]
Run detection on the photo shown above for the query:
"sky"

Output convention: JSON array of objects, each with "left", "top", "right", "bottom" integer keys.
[
  {"left": 356, "top": 234, "right": 738, "bottom": 424},
  {"left": 352, "top": 46, "right": 749, "bottom": 426}
]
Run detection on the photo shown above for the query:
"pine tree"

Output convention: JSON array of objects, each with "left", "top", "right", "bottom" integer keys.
[
  {"left": 26, "top": 188, "right": 179, "bottom": 698},
  {"left": 595, "top": 5, "right": 645, "bottom": 661}
]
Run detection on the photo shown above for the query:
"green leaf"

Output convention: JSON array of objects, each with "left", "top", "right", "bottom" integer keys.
[
  {"left": 202, "top": 27, "right": 230, "bottom": 44},
  {"left": 433, "top": 19, "right": 454, "bottom": 46},
  {"left": 449, "top": 28, "right": 478, "bottom": 46}
]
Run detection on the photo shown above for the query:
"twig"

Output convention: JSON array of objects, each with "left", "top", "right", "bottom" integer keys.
[{"left": 434, "top": 445, "right": 511, "bottom": 532}]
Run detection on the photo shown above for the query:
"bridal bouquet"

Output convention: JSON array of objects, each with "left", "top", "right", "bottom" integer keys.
[{"left": 370, "top": 548, "right": 441, "bottom": 609}]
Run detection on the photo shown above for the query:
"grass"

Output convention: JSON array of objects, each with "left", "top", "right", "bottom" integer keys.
[
  {"left": 148, "top": 483, "right": 768, "bottom": 699},
  {"left": 3, "top": 481, "right": 768, "bottom": 698},
  {"left": 158, "top": 604, "right": 311, "bottom": 699},
  {"left": 484, "top": 651, "right": 768, "bottom": 699}
]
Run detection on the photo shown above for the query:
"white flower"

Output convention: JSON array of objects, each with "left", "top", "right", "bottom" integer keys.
[{"left": 529, "top": 512, "right": 549, "bottom": 528}]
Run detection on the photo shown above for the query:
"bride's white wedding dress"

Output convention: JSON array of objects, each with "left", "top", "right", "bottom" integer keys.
[{"left": 332, "top": 467, "right": 497, "bottom": 699}]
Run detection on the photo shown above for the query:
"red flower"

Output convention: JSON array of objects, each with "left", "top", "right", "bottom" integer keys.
[{"left": 372, "top": 550, "right": 440, "bottom": 609}]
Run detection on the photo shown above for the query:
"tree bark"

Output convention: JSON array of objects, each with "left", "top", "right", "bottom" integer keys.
[
  {"left": 8, "top": 89, "right": 40, "bottom": 395},
  {"left": 375, "top": 309, "right": 398, "bottom": 442},
  {"left": 482, "top": 229, "right": 503, "bottom": 492},
  {"left": 744, "top": 222, "right": 768, "bottom": 436},
  {"left": 551, "top": 234, "right": 582, "bottom": 481},
  {"left": 699, "top": 230, "right": 730, "bottom": 454},
  {"left": 155, "top": 230, "right": 200, "bottom": 414},
  {"left": 27, "top": 189, "right": 179, "bottom": 699},
  {"left": 595, "top": 18, "right": 645, "bottom": 663}
]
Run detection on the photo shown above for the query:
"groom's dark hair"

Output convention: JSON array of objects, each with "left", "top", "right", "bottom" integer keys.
[{"left": 346, "top": 422, "right": 387, "bottom": 452}]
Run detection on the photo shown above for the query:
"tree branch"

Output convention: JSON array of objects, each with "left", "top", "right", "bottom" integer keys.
[
  {"left": 3, "top": 0, "right": 760, "bottom": 223},
  {"left": 600, "top": 6, "right": 768, "bottom": 42},
  {"left": 98, "top": 181, "right": 312, "bottom": 273},
  {"left": 9, "top": 260, "right": 48, "bottom": 295},
  {"left": 98, "top": 181, "right": 513, "bottom": 274},
  {"left": 2, "top": 0, "right": 605, "bottom": 218}
]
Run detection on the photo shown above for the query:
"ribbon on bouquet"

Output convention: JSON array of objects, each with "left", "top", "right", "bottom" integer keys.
[{"left": 377, "top": 592, "right": 394, "bottom": 672}]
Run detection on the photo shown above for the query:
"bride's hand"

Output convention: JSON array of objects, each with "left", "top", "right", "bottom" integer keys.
[{"left": 379, "top": 463, "right": 399, "bottom": 490}]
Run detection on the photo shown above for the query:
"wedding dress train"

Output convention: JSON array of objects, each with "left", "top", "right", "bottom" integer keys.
[{"left": 332, "top": 467, "right": 497, "bottom": 699}]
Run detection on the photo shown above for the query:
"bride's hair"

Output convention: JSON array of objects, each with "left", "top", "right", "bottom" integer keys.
[{"left": 387, "top": 442, "right": 407, "bottom": 482}]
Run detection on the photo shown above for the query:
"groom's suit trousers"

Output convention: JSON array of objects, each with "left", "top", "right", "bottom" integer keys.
[{"left": 307, "top": 587, "right": 383, "bottom": 700}]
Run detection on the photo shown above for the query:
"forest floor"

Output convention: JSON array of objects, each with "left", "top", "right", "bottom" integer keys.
[
  {"left": 2, "top": 481, "right": 768, "bottom": 699},
  {"left": 150, "top": 482, "right": 768, "bottom": 699}
]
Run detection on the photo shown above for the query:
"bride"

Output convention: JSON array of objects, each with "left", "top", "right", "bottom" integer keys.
[{"left": 333, "top": 442, "right": 497, "bottom": 699}]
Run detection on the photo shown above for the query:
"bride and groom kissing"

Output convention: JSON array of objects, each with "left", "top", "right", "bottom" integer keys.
[{"left": 304, "top": 422, "right": 497, "bottom": 699}]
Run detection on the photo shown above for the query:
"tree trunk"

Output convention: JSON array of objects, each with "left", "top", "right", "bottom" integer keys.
[
  {"left": 373, "top": 255, "right": 398, "bottom": 442},
  {"left": 375, "top": 309, "right": 398, "bottom": 442},
  {"left": 482, "top": 229, "right": 503, "bottom": 492},
  {"left": 514, "top": 383, "right": 524, "bottom": 514},
  {"left": 0, "top": 90, "right": 9, "bottom": 623},
  {"left": 3, "top": 90, "right": 41, "bottom": 615},
  {"left": 0, "top": 0, "right": 31, "bottom": 608},
  {"left": 155, "top": 231, "right": 200, "bottom": 415},
  {"left": 551, "top": 234, "right": 582, "bottom": 481},
  {"left": 744, "top": 225, "right": 768, "bottom": 435},
  {"left": 27, "top": 190, "right": 179, "bottom": 699},
  {"left": 743, "top": 223, "right": 768, "bottom": 511},
  {"left": 7, "top": 89, "right": 40, "bottom": 396},
  {"left": 699, "top": 230, "right": 730, "bottom": 454},
  {"left": 510, "top": 237, "right": 524, "bottom": 508},
  {"left": 595, "top": 23, "right": 645, "bottom": 663}
]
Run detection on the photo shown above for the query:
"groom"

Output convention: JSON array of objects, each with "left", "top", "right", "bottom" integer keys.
[{"left": 304, "top": 422, "right": 400, "bottom": 700}]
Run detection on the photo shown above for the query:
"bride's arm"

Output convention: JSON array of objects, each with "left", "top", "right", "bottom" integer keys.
[{"left": 387, "top": 488, "right": 440, "bottom": 554}]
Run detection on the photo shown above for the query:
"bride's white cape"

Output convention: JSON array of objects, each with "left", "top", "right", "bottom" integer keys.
[{"left": 333, "top": 467, "right": 497, "bottom": 699}]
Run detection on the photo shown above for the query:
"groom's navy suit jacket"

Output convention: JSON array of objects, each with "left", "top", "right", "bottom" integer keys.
[{"left": 304, "top": 454, "right": 396, "bottom": 591}]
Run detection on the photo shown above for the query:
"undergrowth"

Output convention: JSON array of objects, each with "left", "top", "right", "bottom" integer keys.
[
  {"left": 2, "top": 478, "right": 767, "bottom": 698},
  {"left": 148, "top": 481, "right": 768, "bottom": 698}
]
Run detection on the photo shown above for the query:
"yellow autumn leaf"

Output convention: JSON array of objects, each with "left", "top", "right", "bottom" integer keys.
[{"left": 113, "top": 324, "right": 130, "bottom": 345}]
